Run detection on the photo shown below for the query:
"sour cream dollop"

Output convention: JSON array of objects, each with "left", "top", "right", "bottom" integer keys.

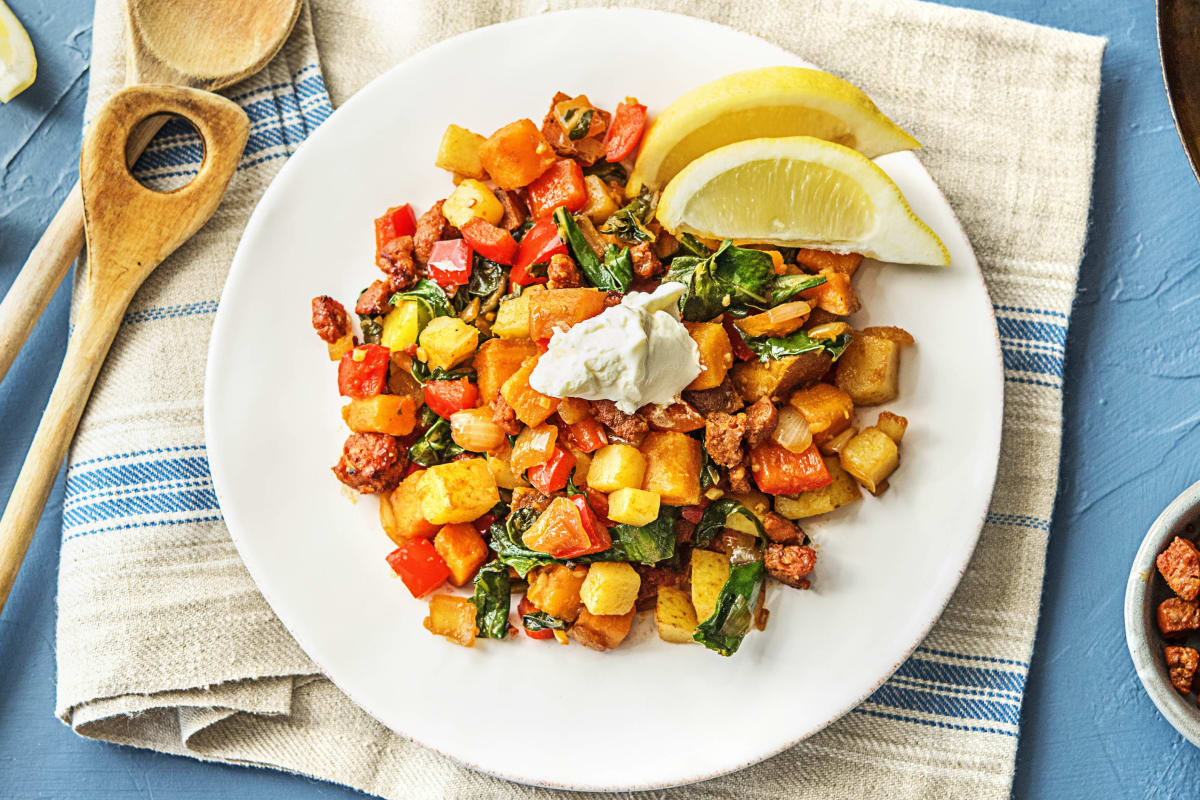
[{"left": 529, "top": 282, "right": 701, "bottom": 414}]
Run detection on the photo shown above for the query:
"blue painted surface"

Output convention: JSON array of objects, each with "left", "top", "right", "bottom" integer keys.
[{"left": 0, "top": 0, "right": 1197, "bottom": 796}]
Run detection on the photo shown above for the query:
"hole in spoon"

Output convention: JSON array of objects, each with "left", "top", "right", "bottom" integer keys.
[{"left": 128, "top": 113, "right": 205, "bottom": 192}]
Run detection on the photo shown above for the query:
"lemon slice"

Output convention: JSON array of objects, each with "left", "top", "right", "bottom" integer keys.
[
  {"left": 656, "top": 136, "right": 949, "bottom": 266},
  {"left": 0, "top": 0, "right": 36, "bottom": 103},
  {"left": 627, "top": 66, "right": 919, "bottom": 196}
]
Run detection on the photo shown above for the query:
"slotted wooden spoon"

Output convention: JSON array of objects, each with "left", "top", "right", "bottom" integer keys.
[
  {"left": 0, "top": 85, "right": 250, "bottom": 613},
  {"left": 0, "top": 0, "right": 301, "bottom": 385}
]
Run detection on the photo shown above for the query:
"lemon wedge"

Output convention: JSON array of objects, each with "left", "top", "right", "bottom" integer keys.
[
  {"left": 656, "top": 136, "right": 950, "bottom": 266},
  {"left": 0, "top": 0, "right": 35, "bottom": 103},
  {"left": 627, "top": 66, "right": 919, "bottom": 196}
]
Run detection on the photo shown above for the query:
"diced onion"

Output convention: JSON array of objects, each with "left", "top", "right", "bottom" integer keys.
[
  {"left": 820, "top": 426, "right": 858, "bottom": 455},
  {"left": 511, "top": 423, "right": 558, "bottom": 472},
  {"left": 808, "top": 322, "right": 852, "bottom": 341},
  {"left": 735, "top": 301, "right": 811, "bottom": 338},
  {"left": 773, "top": 406, "right": 813, "bottom": 454},
  {"left": 450, "top": 408, "right": 506, "bottom": 452}
]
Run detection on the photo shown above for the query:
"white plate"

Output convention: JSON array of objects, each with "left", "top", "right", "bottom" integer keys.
[{"left": 206, "top": 8, "right": 1003, "bottom": 791}]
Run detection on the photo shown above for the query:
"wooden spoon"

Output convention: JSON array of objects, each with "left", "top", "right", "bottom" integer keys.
[
  {"left": 0, "top": 85, "right": 250, "bottom": 613},
  {"left": 0, "top": 0, "right": 301, "bottom": 385}
]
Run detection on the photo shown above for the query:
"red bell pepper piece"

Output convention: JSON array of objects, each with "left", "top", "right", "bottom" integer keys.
[
  {"left": 563, "top": 418, "right": 608, "bottom": 453},
  {"left": 527, "top": 446, "right": 576, "bottom": 495},
  {"left": 723, "top": 315, "right": 756, "bottom": 361},
  {"left": 386, "top": 537, "right": 451, "bottom": 598},
  {"left": 749, "top": 441, "right": 833, "bottom": 495},
  {"left": 473, "top": 512, "right": 497, "bottom": 535},
  {"left": 582, "top": 486, "right": 613, "bottom": 526},
  {"left": 374, "top": 203, "right": 417, "bottom": 253},
  {"left": 461, "top": 217, "right": 518, "bottom": 266},
  {"left": 512, "top": 218, "right": 567, "bottom": 286},
  {"left": 337, "top": 344, "right": 390, "bottom": 399},
  {"left": 603, "top": 99, "right": 648, "bottom": 163},
  {"left": 518, "top": 595, "right": 555, "bottom": 640},
  {"left": 427, "top": 238, "right": 473, "bottom": 291},
  {"left": 526, "top": 159, "right": 587, "bottom": 219},
  {"left": 559, "top": 494, "right": 611, "bottom": 559},
  {"left": 423, "top": 378, "right": 478, "bottom": 419}
]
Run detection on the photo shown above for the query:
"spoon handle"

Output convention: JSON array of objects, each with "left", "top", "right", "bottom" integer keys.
[{"left": 0, "top": 298, "right": 125, "bottom": 613}]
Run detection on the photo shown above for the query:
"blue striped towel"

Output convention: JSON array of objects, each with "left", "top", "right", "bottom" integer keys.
[{"left": 54, "top": 1, "right": 1103, "bottom": 797}]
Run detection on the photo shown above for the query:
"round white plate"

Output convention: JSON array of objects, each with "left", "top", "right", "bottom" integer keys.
[{"left": 206, "top": 8, "right": 1003, "bottom": 791}]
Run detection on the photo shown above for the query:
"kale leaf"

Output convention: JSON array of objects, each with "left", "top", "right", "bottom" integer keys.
[
  {"left": 666, "top": 240, "right": 774, "bottom": 321},
  {"left": 584, "top": 161, "right": 627, "bottom": 183},
  {"left": 606, "top": 506, "right": 679, "bottom": 565},
  {"left": 598, "top": 187, "right": 657, "bottom": 244},
  {"left": 469, "top": 254, "right": 507, "bottom": 297},
  {"left": 553, "top": 207, "right": 633, "bottom": 293},
  {"left": 471, "top": 562, "right": 511, "bottom": 639},
  {"left": 408, "top": 415, "right": 465, "bottom": 466},
  {"left": 567, "top": 108, "right": 594, "bottom": 140},
  {"left": 695, "top": 498, "right": 766, "bottom": 547},
  {"left": 769, "top": 273, "right": 827, "bottom": 305},
  {"left": 675, "top": 232, "right": 713, "bottom": 258},
  {"left": 742, "top": 330, "right": 852, "bottom": 362},
  {"left": 410, "top": 361, "right": 474, "bottom": 384},
  {"left": 488, "top": 507, "right": 549, "bottom": 577},
  {"left": 521, "top": 611, "right": 568, "bottom": 632},
  {"left": 391, "top": 279, "right": 454, "bottom": 327},
  {"left": 358, "top": 315, "right": 383, "bottom": 344},
  {"left": 693, "top": 560, "right": 765, "bottom": 656}
]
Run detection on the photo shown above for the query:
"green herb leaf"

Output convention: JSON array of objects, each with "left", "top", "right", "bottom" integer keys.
[
  {"left": 742, "top": 331, "right": 852, "bottom": 362},
  {"left": 358, "top": 315, "right": 383, "bottom": 345},
  {"left": 695, "top": 498, "right": 766, "bottom": 547},
  {"left": 392, "top": 279, "right": 454, "bottom": 329},
  {"left": 471, "top": 562, "right": 511, "bottom": 639},
  {"left": 693, "top": 560, "right": 765, "bottom": 656},
  {"left": 606, "top": 506, "right": 679, "bottom": 565},
  {"left": 521, "top": 611, "right": 568, "bottom": 632},
  {"left": 567, "top": 108, "right": 594, "bottom": 140},
  {"left": 770, "top": 273, "right": 827, "bottom": 305},
  {"left": 584, "top": 161, "right": 627, "bottom": 183},
  {"left": 699, "top": 434, "right": 721, "bottom": 490},
  {"left": 469, "top": 254, "right": 507, "bottom": 297},
  {"left": 675, "top": 232, "right": 714, "bottom": 258},
  {"left": 599, "top": 244, "right": 634, "bottom": 294},
  {"left": 512, "top": 219, "right": 535, "bottom": 242},
  {"left": 666, "top": 240, "right": 772, "bottom": 321},
  {"left": 553, "top": 208, "right": 633, "bottom": 293},
  {"left": 411, "top": 361, "right": 474, "bottom": 384},
  {"left": 598, "top": 187, "right": 657, "bottom": 244},
  {"left": 408, "top": 416, "right": 465, "bottom": 466},
  {"left": 488, "top": 507, "right": 549, "bottom": 577}
]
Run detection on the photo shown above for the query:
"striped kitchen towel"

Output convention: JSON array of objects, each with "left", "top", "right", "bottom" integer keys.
[{"left": 53, "top": 0, "right": 1104, "bottom": 798}]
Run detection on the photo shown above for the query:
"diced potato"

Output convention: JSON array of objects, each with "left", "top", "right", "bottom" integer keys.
[
  {"left": 521, "top": 496, "right": 588, "bottom": 554},
  {"left": 327, "top": 332, "right": 354, "bottom": 361},
  {"left": 500, "top": 355, "right": 560, "bottom": 426},
  {"left": 434, "top": 124, "right": 487, "bottom": 179},
  {"left": 796, "top": 249, "right": 864, "bottom": 276},
  {"left": 432, "top": 523, "right": 488, "bottom": 586},
  {"left": 587, "top": 443, "right": 647, "bottom": 493},
  {"left": 571, "top": 607, "right": 635, "bottom": 651},
  {"left": 342, "top": 394, "right": 416, "bottom": 437},
  {"left": 475, "top": 338, "right": 539, "bottom": 404},
  {"left": 655, "top": 586, "right": 698, "bottom": 643},
  {"left": 479, "top": 119, "right": 557, "bottom": 190},
  {"left": 607, "top": 487, "right": 661, "bottom": 526},
  {"left": 690, "top": 549, "right": 730, "bottom": 623},
  {"left": 442, "top": 178, "right": 504, "bottom": 229},
  {"left": 381, "top": 471, "right": 438, "bottom": 544},
  {"left": 419, "top": 316, "right": 479, "bottom": 372},
  {"left": 581, "top": 174, "right": 619, "bottom": 222},
  {"left": 528, "top": 288, "right": 606, "bottom": 341},
  {"left": 838, "top": 427, "right": 899, "bottom": 494},
  {"left": 492, "top": 289, "right": 541, "bottom": 339},
  {"left": 788, "top": 383, "right": 854, "bottom": 442},
  {"left": 380, "top": 300, "right": 421, "bottom": 351},
  {"left": 487, "top": 441, "right": 529, "bottom": 490},
  {"left": 424, "top": 594, "right": 477, "bottom": 647},
  {"left": 800, "top": 271, "right": 860, "bottom": 316},
  {"left": 556, "top": 397, "right": 591, "bottom": 424},
  {"left": 731, "top": 351, "right": 831, "bottom": 403},
  {"left": 640, "top": 432, "right": 701, "bottom": 506},
  {"left": 511, "top": 486, "right": 552, "bottom": 513},
  {"left": 773, "top": 456, "right": 862, "bottom": 519},
  {"left": 526, "top": 564, "right": 588, "bottom": 622},
  {"left": 876, "top": 411, "right": 908, "bottom": 442},
  {"left": 419, "top": 458, "right": 500, "bottom": 524},
  {"left": 836, "top": 327, "right": 912, "bottom": 406},
  {"left": 580, "top": 561, "right": 641, "bottom": 615},
  {"left": 684, "top": 321, "right": 733, "bottom": 391}
]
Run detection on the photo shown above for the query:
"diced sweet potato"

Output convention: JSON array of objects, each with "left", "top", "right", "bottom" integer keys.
[
  {"left": 1158, "top": 537, "right": 1200, "bottom": 602},
  {"left": 571, "top": 607, "right": 635, "bottom": 651},
  {"left": 528, "top": 288, "right": 606, "bottom": 341},
  {"left": 432, "top": 523, "right": 488, "bottom": 586},
  {"left": 342, "top": 394, "right": 417, "bottom": 437},
  {"left": 835, "top": 328, "right": 912, "bottom": 406},
  {"left": 795, "top": 249, "right": 864, "bottom": 276},
  {"left": 526, "top": 564, "right": 588, "bottom": 622},
  {"left": 639, "top": 431, "right": 702, "bottom": 506},
  {"left": 731, "top": 351, "right": 831, "bottom": 403},
  {"left": 380, "top": 471, "right": 438, "bottom": 544},
  {"left": 521, "top": 496, "right": 588, "bottom": 555},
  {"left": 424, "top": 595, "right": 478, "bottom": 647},
  {"left": 773, "top": 456, "right": 862, "bottom": 519},
  {"left": 788, "top": 383, "right": 853, "bottom": 441},
  {"left": 500, "top": 355, "right": 560, "bottom": 426},
  {"left": 418, "top": 458, "right": 500, "bottom": 524},
  {"left": 800, "top": 272, "right": 860, "bottom": 316},
  {"left": 435, "top": 124, "right": 487, "bottom": 179},
  {"left": 479, "top": 119, "right": 557, "bottom": 189},
  {"left": 838, "top": 427, "right": 899, "bottom": 495},
  {"left": 684, "top": 322, "right": 733, "bottom": 391},
  {"left": 475, "top": 338, "right": 539, "bottom": 405}
]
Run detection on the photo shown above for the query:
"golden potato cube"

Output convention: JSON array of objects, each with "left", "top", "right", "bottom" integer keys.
[
  {"left": 380, "top": 300, "right": 422, "bottom": 351},
  {"left": 838, "top": 427, "right": 899, "bottom": 495},
  {"left": 479, "top": 119, "right": 557, "bottom": 190},
  {"left": 418, "top": 316, "right": 479, "bottom": 372},
  {"left": 526, "top": 564, "right": 588, "bottom": 622},
  {"left": 434, "top": 124, "right": 487, "bottom": 179},
  {"left": 587, "top": 443, "right": 647, "bottom": 493},
  {"left": 491, "top": 290, "right": 536, "bottom": 339},
  {"left": 475, "top": 337, "right": 539, "bottom": 404},
  {"left": 876, "top": 411, "right": 908, "bottom": 442},
  {"left": 731, "top": 351, "right": 832, "bottom": 403},
  {"left": 571, "top": 607, "right": 635, "bottom": 651},
  {"left": 419, "top": 458, "right": 500, "bottom": 524},
  {"left": 773, "top": 456, "right": 862, "bottom": 519},
  {"left": 655, "top": 585, "right": 699, "bottom": 644},
  {"left": 580, "top": 561, "right": 641, "bottom": 615},
  {"left": 327, "top": 332, "right": 354, "bottom": 361},
  {"left": 607, "top": 487, "right": 661, "bottom": 526},
  {"left": 424, "top": 594, "right": 477, "bottom": 647},
  {"left": 380, "top": 471, "right": 438, "bottom": 544},
  {"left": 690, "top": 549, "right": 730, "bottom": 623},
  {"left": 442, "top": 178, "right": 504, "bottom": 229},
  {"left": 684, "top": 321, "right": 733, "bottom": 390},
  {"left": 836, "top": 329, "right": 911, "bottom": 406},
  {"left": 432, "top": 523, "right": 488, "bottom": 586},
  {"left": 640, "top": 431, "right": 702, "bottom": 506},
  {"left": 582, "top": 174, "right": 619, "bottom": 222}
]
